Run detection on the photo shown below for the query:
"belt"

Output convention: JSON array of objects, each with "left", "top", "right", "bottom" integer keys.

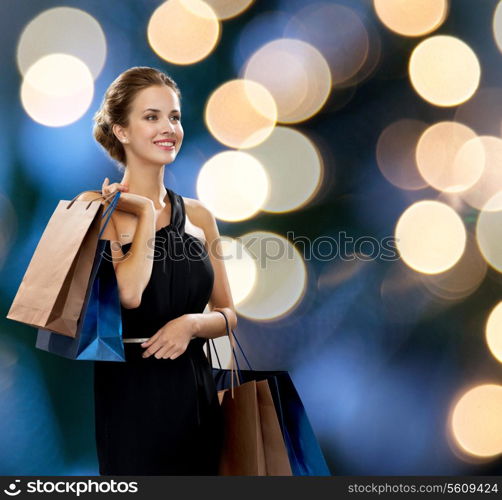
[{"left": 122, "top": 336, "right": 198, "bottom": 343}]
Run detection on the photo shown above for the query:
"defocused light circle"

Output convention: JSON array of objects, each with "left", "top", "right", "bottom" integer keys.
[
  {"left": 285, "top": 3, "right": 369, "bottom": 86},
  {"left": 243, "top": 38, "right": 331, "bottom": 123},
  {"left": 493, "top": 1, "right": 502, "bottom": 54},
  {"left": 205, "top": 79, "right": 277, "bottom": 148},
  {"left": 451, "top": 384, "right": 502, "bottom": 457},
  {"left": 416, "top": 121, "right": 482, "bottom": 193},
  {"left": 148, "top": 0, "right": 220, "bottom": 65},
  {"left": 17, "top": 7, "right": 106, "bottom": 79},
  {"left": 237, "top": 231, "right": 307, "bottom": 320},
  {"left": 461, "top": 136, "right": 502, "bottom": 210},
  {"left": 203, "top": 0, "right": 254, "bottom": 20},
  {"left": 374, "top": 0, "right": 448, "bottom": 37},
  {"left": 409, "top": 35, "right": 480, "bottom": 107},
  {"left": 376, "top": 119, "right": 428, "bottom": 190},
  {"left": 395, "top": 200, "right": 466, "bottom": 274},
  {"left": 246, "top": 126, "right": 323, "bottom": 212},
  {"left": 476, "top": 190, "right": 502, "bottom": 272},
  {"left": 196, "top": 150, "right": 269, "bottom": 221},
  {"left": 420, "top": 231, "right": 486, "bottom": 300},
  {"left": 219, "top": 236, "right": 257, "bottom": 305},
  {"left": 21, "top": 54, "right": 94, "bottom": 127},
  {"left": 486, "top": 302, "right": 502, "bottom": 364}
]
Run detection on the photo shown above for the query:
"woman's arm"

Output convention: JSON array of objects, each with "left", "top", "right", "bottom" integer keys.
[
  {"left": 76, "top": 190, "right": 156, "bottom": 309},
  {"left": 140, "top": 200, "right": 238, "bottom": 360}
]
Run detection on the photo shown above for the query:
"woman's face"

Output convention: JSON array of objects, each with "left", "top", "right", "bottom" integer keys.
[{"left": 115, "top": 85, "right": 184, "bottom": 166}]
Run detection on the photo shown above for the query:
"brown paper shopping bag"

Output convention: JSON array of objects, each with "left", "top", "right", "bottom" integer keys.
[
  {"left": 218, "top": 379, "right": 266, "bottom": 476},
  {"left": 214, "top": 315, "right": 291, "bottom": 476},
  {"left": 7, "top": 189, "right": 116, "bottom": 337},
  {"left": 256, "top": 379, "right": 293, "bottom": 476}
]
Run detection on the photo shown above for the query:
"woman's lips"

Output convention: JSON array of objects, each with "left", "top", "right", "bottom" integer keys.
[{"left": 154, "top": 142, "right": 175, "bottom": 151}]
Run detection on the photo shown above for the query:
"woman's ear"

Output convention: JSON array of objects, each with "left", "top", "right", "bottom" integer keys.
[{"left": 112, "top": 124, "right": 128, "bottom": 143}]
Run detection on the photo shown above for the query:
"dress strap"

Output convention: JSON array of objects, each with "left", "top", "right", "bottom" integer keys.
[
  {"left": 165, "top": 186, "right": 185, "bottom": 232},
  {"left": 163, "top": 187, "right": 191, "bottom": 274}
]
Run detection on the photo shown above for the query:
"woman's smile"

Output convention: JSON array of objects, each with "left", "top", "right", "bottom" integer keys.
[{"left": 154, "top": 140, "right": 175, "bottom": 151}]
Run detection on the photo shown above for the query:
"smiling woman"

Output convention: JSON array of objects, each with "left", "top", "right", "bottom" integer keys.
[{"left": 85, "top": 66, "right": 236, "bottom": 476}]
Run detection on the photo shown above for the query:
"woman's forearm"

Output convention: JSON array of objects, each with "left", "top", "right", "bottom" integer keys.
[{"left": 189, "top": 307, "right": 238, "bottom": 340}]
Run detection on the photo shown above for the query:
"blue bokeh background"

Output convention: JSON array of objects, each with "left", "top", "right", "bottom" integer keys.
[{"left": 1, "top": 0, "right": 502, "bottom": 475}]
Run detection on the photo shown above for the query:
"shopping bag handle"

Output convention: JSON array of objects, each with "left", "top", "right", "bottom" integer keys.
[
  {"left": 98, "top": 191, "right": 120, "bottom": 240},
  {"left": 206, "top": 310, "right": 254, "bottom": 398},
  {"left": 67, "top": 189, "right": 118, "bottom": 210},
  {"left": 66, "top": 189, "right": 120, "bottom": 240},
  {"left": 209, "top": 310, "right": 253, "bottom": 371}
]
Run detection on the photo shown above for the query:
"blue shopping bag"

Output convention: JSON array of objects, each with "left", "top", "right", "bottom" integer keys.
[
  {"left": 36, "top": 191, "right": 125, "bottom": 362},
  {"left": 207, "top": 313, "right": 332, "bottom": 476}
]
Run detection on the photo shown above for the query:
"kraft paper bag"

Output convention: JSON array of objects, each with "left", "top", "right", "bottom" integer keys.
[
  {"left": 7, "top": 190, "right": 117, "bottom": 337},
  {"left": 217, "top": 379, "right": 266, "bottom": 476}
]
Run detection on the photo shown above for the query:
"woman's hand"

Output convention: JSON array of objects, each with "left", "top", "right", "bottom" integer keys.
[
  {"left": 101, "top": 177, "right": 154, "bottom": 216},
  {"left": 102, "top": 176, "right": 129, "bottom": 197},
  {"left": 141, "top": 314, "right": 197, "bottom": 360}
]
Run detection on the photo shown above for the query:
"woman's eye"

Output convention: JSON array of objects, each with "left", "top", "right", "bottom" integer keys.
[{"left": 146, "top": 115, "right": 180, "bottom": 122}]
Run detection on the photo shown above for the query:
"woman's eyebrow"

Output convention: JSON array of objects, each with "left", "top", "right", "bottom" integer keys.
[{"left": 143, "top": 108, "right": 181, "bottom": 113}]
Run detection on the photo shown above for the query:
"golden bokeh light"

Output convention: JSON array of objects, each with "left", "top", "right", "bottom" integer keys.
[
  {"left": 17, "top": 7, "right": 106, "bottom": 79},
  {"left": 243, "top": 38, "right": 331, "bottom": 124},
  {"left": 20, "top": 54, "right": 94, "bottom": 127},
  {"left": 409, "top": 35, "right": 481, "bottom": 107},
  {"left": 460, "top": 136, "right": 502, "bottom": 211},
  {"left": 218, "top": 236, "right": 257, "bottom": 305},
  {"left": 395, "top": 200, "right": 466, "bottom": 274},
  {"left": 486, "top": 302, "right": 502, "bottom": 364},
  {"left": 493, "top": 1, "right": 502, "bottom": 54},
  {"left": 376, "top": 119, "right": 428, "bottom": 190},
  {"left": 245, "top": 126, "right": 323, "bottom": 213},
  {"left": 147, "top": 0, "right": 220, "bottom": 65},
  {"left": 203, "top": 0, "right": 254, "bottom": 20},
  {"left": 416, "top": 121, "right": 483, "bottom": 193},
  {"left": 420, "top": 232, "right": 486, "bottom": 300},
  {"left": 450, "top": 384, "right": 502, "bottom": 458},
  {"left": 205, "top": 79, "right": 277, "bottom": 148},
  {"left": 374, "top": 0, "right": 448, "bottom": 37},
  {"left": 476, "top": 190, "right": 502, "bottom": 272},
  {"left": 236, "top": 231, "right": 307, "bottom": 320},
  {"left": 286, "top": 3, "right": 369, "bottom": 86},
  {"left": 196, "top": 150, "right": 269, "bottom": 221}
]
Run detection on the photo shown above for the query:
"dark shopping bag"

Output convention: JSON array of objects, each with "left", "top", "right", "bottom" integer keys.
[
  {"left": 36, "top": 191, "right": 125, "bottom": 362},
  {"left": 207, "top": 311, "right": 331, "bottom": 476}
]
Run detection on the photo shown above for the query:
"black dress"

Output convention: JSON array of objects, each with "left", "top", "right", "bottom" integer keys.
[{"left": 93, "top": 186, "right": 224, "bottom": 475}]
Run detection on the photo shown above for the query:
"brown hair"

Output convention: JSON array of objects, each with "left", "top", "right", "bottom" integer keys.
[{"left": 92, "top": 66, "right": 181, "bottom": 169}]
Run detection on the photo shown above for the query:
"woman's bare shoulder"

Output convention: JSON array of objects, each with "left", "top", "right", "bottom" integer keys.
[{"left": 182, "top": 196, "right": 214, "bottom": 224}]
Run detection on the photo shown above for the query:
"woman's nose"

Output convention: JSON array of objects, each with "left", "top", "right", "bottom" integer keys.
[{"left": 160, "top": 119, "right": 176, "bottom": 133}]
